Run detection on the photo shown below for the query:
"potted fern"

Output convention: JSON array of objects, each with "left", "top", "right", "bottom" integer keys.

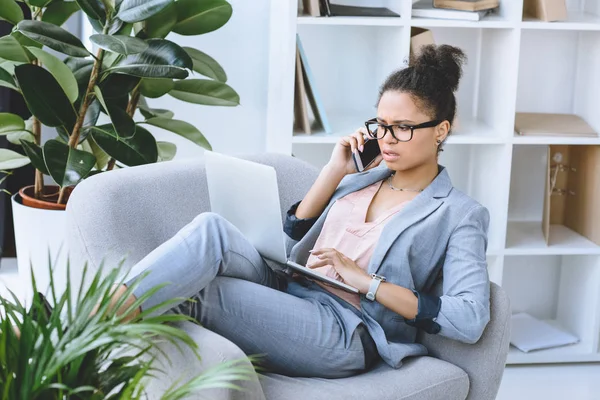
[
  {"left": 0, "top": 259, "right": 257, "bottom": 399},
  {"left": 0, "top": 0, "right": 239, "bottom": 288}
]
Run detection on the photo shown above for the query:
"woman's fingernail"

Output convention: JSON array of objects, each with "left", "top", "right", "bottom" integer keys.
[
  {"left": 359, "top": 145, "right": 364, "bottom": 152},
  {"left": 309, "top": 250, "right": 314, "bottom": 253}
]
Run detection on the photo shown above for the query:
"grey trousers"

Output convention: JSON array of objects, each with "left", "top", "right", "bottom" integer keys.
[{"left": 125, "top": 212, "right": 378, "bottom": 378}]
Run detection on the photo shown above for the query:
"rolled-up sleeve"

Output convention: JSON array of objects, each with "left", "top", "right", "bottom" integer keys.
[
  {"left": 283, "top": 200, "right": 319, "bottom": 241},
  {"left": 433, "top": 205, "right": 491, "bottom": 344},
  {"left": 405, "top": 290, "right": 442, "bottom": 334}
]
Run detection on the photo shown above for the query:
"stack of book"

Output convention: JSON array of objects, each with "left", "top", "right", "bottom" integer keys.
[
  {"left": 412, "top": 0, "right": 499, "bottom": 21},
  {"left": 294, "top": 35, "right": 331, "bottom": 135},
  {"left": 301, "top": 0, "right": 400, "bottom": 18}
]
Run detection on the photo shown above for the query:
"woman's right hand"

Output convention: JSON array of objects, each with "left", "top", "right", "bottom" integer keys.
[{"left": 327, "top": 127, "right": 380, "bottom": 176}]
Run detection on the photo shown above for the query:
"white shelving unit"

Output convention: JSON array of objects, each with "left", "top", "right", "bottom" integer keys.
[{"left": 266, "top": 0, "right": 600, "bottom": 364}]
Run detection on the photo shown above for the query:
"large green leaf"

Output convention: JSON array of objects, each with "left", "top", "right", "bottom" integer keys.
[
  {"left": 157, "top": 141, "right": 176, "bottom": 161},
  {"left": 0, "top": 0, "right": 24, "bottom": 25},
  {"left": 139, "top": 78, "right": 173, "bottom": 98},
  {"left": 173, "top": 0, "right": 232, "bottom": 36},
  {"left": 14, "top": 64, "right": 77, "bottom": 129},
  {"left": 0, "top": 148, "right": 30, "bottom": 170},
  {"left": 0, "top": 58, "right": 22, "bottom": 75},
  {"left": 42, "top": 1, "right": 82, "bottom": 27},
  {"left": 138, "top": 104, "right": 173, "bottom": 119},
  {"left": 144, "top": 2, "right": 177, "bottom": 38},
  {"left": 0, "top": 66, "right": 18, "bottom": 91},
  {"left": 91, "top": 124, "right": 158, "bottom": 166},
  {"left": 0, "top": 112, "right": 25, "bottom": 134},
  {"left": 104, "top": 39, "right": 192, "bottom": 79},
  {"left": 88, "top": 14, "right": 123, "bottom": 35},
  {"left": 11, "top": 30, "right": 42, "bottom": 49},
  {"left": 0, "top": 36, "right": 34, "bottom": 62},
  {"left": 98, "top": 73, "right": 140, "bottom": 98},
  {"left": 27, "top": 47, "right": 79, "bottom": 103},
  {"left": 28, "top": 0, "right": 52, "bottom": 6},
  {"left": 169, "top": 79, "right": 239, "bottom": 106},
  {"left": 7, "top": 130, "right": 34, "bottom": 145},
  {"left": 117, "top": 0, "right": 173, "bottom": 23},
  {"left": 90, "top": 34, "right": 148, "bottom": 55},
  {"left": 43, "top": 139, "right": 96, "bottom": 186},
  {"left": 17, "top": 20, "right": 90, "bottom": 58},
  {"left": 64, "top": 57, "right": 94, "bottom": 89},
  {"left": 182, "top": 47, "right": 226, "bottom": 82},
  {"left": 94, "top": 85, "right": 135, "bottom": 138},
  {"left": 143, "top": 117, "right": 211, "bottom": 149},
  {"left": 75, "top": 0, "right": 106, "bottom": 22},
  {"left": 19, "top": 140, "right": 49, "bottom": 174},
  {"left": 84, "top": 135, "right": 110, "bottom": 170}
]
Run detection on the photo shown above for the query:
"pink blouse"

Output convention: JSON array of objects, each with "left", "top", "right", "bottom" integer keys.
[{"left": 305, "top": 180, "right": 409, "bottom": 308}]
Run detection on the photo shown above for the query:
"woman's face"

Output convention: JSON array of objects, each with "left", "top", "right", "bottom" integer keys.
[{"left": 375, "top": 90, "right": 449, "bottom": 171}]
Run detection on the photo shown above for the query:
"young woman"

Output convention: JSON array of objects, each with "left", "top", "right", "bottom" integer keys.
[{"left": 111, "top": 44, "right": 491, "bottom": 379}]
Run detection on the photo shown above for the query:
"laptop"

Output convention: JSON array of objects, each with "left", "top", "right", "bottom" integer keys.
[{"left": 204, "top": 151, "right": 359, "bottom": 294}]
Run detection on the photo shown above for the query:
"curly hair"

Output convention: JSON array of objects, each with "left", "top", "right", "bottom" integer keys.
[{"left": 378, "top": 44, "right": 467, "bottom": 150}]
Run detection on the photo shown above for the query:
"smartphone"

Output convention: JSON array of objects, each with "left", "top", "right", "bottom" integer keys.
[{"left": 353, "top": 139, "right": 381, "bottom": 172}]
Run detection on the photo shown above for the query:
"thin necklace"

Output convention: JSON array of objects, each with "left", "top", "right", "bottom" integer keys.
[{"left": 387, "top": 175, "right": 424, "bottom": 193}]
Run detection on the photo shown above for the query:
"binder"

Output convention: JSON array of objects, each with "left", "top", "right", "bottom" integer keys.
[
  {"left": 297, "top": 35, "right": 331, "bottom": 134},
  {"left": 543, "top": 145, "right": 600, "bottom": 246},
  {"left": 293, "top": 48, "right": 311, "bottom": 135}
]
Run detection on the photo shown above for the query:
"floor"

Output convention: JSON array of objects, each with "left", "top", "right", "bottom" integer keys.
[{"left": 1, "top": 258, "right": 599, "bottom": 399}]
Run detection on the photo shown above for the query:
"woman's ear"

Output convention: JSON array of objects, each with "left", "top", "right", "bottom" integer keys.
[{"left": 436, "top": 120, "right": 450, "bottom": 143}]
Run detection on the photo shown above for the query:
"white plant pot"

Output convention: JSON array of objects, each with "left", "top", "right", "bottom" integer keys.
[{"left": 11, "top": 193, "right": 69, "bottom": 302}]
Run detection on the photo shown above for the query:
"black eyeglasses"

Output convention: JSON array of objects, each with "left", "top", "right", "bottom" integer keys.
[{"left": 364, "top": 118, "right": 442, "bottom": 142}]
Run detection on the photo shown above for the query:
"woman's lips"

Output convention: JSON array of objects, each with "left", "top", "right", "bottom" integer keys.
[{"left": 382, "top": 150, "right": 399, "bottom": 161}]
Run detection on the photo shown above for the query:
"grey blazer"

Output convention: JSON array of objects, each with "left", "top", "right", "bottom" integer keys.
[{"left": 284, "top": 164, "right": 491, "bottom": 368}]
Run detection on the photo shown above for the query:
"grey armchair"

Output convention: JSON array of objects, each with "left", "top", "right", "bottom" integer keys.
[{"left": 66, "top": 153, "right": 510, "bottom": 400}]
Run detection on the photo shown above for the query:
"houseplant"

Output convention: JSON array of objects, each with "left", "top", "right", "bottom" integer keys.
[
  {"left": 0, "top": 258, "right": 257, "bottom": 399},
  {"left": 0, "top": 0, "right": 238, "bottom": 287}
]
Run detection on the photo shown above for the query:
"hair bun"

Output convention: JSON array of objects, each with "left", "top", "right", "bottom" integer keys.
[{"left": 413, "top": 44, "right": 466, "bottom": 92}]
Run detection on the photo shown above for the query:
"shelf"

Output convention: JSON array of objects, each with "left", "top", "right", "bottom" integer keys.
[
  {"left": 410, "top": 15, "right": 514, "bottom": 29},
  {"left": 521, "top": 11, "right": 600, "bottom": 31},
  {"left": 292, "top": 114, "right": 506, "bottom": 144},
  {"left": 512, "top": 134, "right": 600, "bottom": 145},
  {"left": 297, "top": 16, "right": 404, "bottom": 27},
  {"left": 507, "top": 340, "right": 600, "bottom": 364},
  {"left": 505, "top": 222, "right": 600, "bottom": 255}
]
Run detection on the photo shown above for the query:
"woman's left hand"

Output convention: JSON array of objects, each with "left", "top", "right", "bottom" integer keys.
[{"left": 308, "top": 248, "right": 372, "bottom": 294}]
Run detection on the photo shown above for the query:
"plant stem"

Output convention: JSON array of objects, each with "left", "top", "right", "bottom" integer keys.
[
  {"left": 32, "top": 116, "right": 44, "bottom": 199},
  {"left": 57, "top": 31, "right": 108, "bottom": 205},
  {"left": 106, "top": 85, "right": 141, "bottom": 171},
  {"left": 31, "top": 9, "right": 44, "bottom": 199}
]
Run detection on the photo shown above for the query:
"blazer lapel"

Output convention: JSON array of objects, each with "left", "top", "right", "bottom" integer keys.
[{"left": 368, "top": 167, "right": 453, "bottom": 275}]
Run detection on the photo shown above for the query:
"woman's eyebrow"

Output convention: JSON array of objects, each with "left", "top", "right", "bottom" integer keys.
[{"left": 377, "top": 118, "right": 415, "bottom": 124}]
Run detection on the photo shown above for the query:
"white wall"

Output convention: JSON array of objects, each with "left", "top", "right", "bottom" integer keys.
[{"left": 146, "top": 0, "right": 271, "bottom": 159}]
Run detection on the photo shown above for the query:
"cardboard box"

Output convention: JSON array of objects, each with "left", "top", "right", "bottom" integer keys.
[
  {"left": 543, "top": 145, "right": 600, "bottom": 246},
  {"left": 523, "top": 0, "right": 567, "bottom": 22},
  {"left": 410, "top": 27, "right": 435, "bottom": 65}
]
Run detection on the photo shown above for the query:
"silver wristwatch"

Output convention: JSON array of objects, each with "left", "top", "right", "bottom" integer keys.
[{"left": 366, "top": 274, "right": 386, "bottom": 301}]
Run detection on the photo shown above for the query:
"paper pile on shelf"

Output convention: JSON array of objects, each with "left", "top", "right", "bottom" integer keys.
[{"left": 510, "top": 312, "right": 579, "bottom": 353}]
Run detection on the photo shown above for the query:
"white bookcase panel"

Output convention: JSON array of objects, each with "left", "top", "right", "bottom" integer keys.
[
  {"left": 295, "top": 24, "right": 406, "bottom": 139},
  {"left": 487, "top": 255, "right": 504, "bottom": 286},
  {"left": 506, "top": 145, "right": 600, "bottom": 255},
  {"left": 422, "top": 28, "right": 519, "bottom": 142},
  {"left": 504, "top": 255, "right": 600, "bottom": 363},
  {"left": 517, "top": 30, "right": 600, "bottom": 137},
  {"left": 440, "top": 144, "right": 511, "bottom": 252},
  {"left": 267, "top": 0, "right": 600, "bottom": 365}
]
